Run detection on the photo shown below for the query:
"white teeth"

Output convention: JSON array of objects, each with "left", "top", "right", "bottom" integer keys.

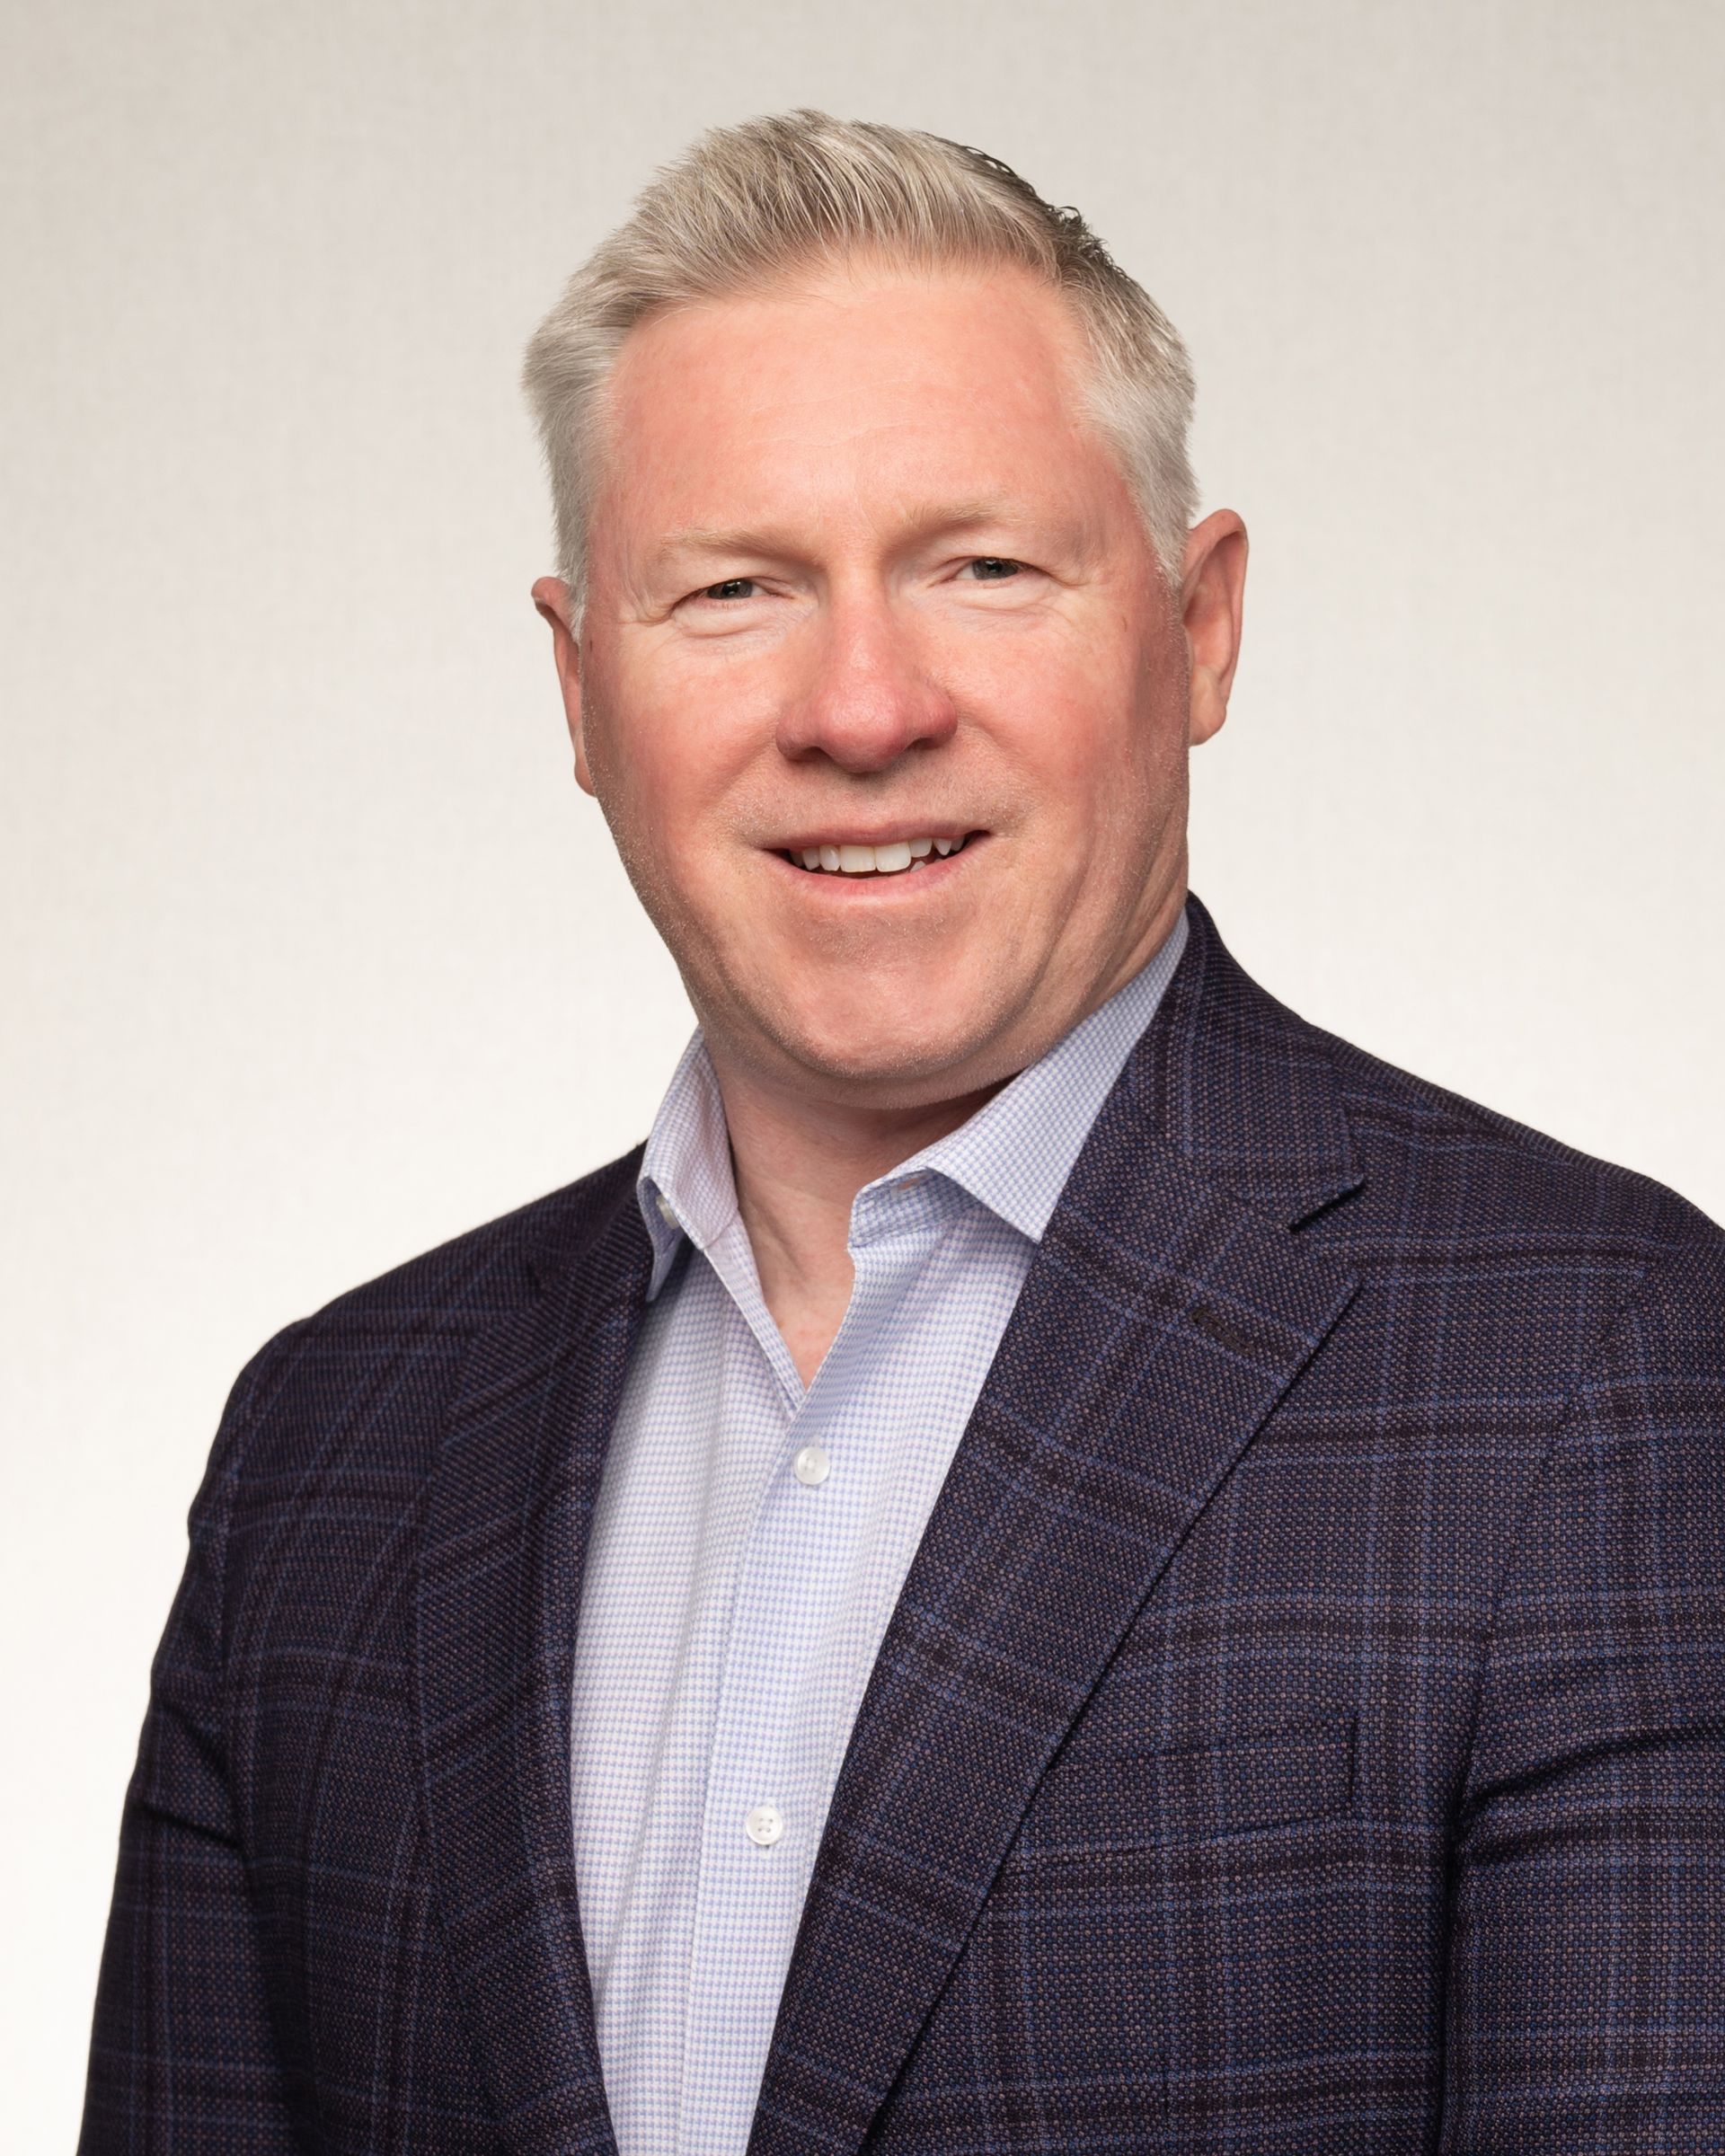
[{"left": 790, "top": 834, "right": 971, "bottom": 876}]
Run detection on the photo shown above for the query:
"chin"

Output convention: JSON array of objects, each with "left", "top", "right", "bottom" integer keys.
[{"left": 749, "top": 970, "right": 1032, "bottom": 1102}]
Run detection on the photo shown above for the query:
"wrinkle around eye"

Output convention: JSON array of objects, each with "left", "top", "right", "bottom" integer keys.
[
  {"left": 692, "top": 577, "right": 763, "bottom": 603},
  {"left": 668, "top": 578, "right": 776, "bottom": 627},
  {"left": 942, "top": 553, "right": 1057, "bottom": 601},
  {"left": 668, "top": 577, "right": 790, "bottom": 637}
]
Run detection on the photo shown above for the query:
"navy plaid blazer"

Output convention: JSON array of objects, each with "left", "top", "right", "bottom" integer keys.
[{"left": 83, "top": 897, "right": 1725, "bottom": 2153}]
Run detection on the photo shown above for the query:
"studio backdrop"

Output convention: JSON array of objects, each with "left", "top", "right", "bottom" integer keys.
[{"left": 3, "top": 2, "right": 1721, "bottom": 2143}]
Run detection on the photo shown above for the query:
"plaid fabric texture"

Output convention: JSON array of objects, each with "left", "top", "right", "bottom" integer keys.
[
  {"left": 81, "top": 895, "right": 1725, "bottom": 2154},
  {"left": 573, "top": 917, "right": 1184, "bottom": 2156}
]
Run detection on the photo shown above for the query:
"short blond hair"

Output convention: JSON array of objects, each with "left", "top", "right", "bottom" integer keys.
[{"left": 523, "top": 110, "right": 1198, "bottom": 613}]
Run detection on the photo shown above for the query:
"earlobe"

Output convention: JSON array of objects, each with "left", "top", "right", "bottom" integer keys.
[{"left": 1188, "top": 670, "right": 1228, "bottom": 747}]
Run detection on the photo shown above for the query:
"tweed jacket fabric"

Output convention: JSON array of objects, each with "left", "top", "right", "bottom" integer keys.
[{"left": 82, "top": 896, "right": 1725, "bottom": 2154}]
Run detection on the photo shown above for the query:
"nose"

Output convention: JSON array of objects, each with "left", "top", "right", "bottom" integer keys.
[{"left": 775, "top": 595, "right": 959, "bottom": 773}]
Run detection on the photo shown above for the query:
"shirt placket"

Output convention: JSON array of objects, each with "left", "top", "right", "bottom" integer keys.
[{"left": 675, "top": 1189, "right": 946, "bottom": 2155}]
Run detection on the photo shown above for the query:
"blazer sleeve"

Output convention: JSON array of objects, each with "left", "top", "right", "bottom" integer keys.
[
  {"left": 79, "top": 1328, "right": 307, "bottom": 2155},
  {"left": 1441, "top": 1226, "right": 1725, "bottom": 2152}
]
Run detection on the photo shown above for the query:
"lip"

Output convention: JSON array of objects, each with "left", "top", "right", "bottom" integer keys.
[
  {"left": 766, "top": 830, "right": 990, "bottom": 891},
  {"left": 770, "top": 823, "right": 985, "bottom": 853}
]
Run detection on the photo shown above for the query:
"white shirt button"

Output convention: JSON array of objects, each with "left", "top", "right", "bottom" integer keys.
[
  {"left": 792, "top": 1444, "right": 831, "bottom": 1487},
  {"left": 655, "top": 1192, "right": 677, "bottom": 1226},
  {"left": 744, "top": 1802, "right": 784, "bottom": 1847}
]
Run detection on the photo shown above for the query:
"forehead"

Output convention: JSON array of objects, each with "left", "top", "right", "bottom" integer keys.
[{"left": 591, "top": 261, "right": 1128, "bottom": 543}]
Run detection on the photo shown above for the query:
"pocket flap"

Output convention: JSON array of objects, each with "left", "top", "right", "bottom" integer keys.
[{"left": 1021, "top": 1710, "right": 1356, "bottom": 1856}]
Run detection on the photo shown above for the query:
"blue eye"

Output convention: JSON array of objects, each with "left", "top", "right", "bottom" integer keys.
[
  {"left": 701, "top": 578, "right": 759, "bottom": 601},
  {"left": 967, "top": 557, "right": 1021, "bottom": 580}
]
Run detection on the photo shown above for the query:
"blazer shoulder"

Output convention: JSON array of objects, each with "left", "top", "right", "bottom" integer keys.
[
  {"left": 288, "top": 1141, "right": 645, "bottom": 1346},
  {"left": 1313, "top": 1017, "right": 1721, "bottom": 1269},
  {"left": 199, "top": 1146, "right": 647, "bottom": 1493}
]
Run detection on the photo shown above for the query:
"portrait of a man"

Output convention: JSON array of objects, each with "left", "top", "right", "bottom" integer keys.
[{"left": 75, "top": 109, "right": 1725, "bottom": 2153}]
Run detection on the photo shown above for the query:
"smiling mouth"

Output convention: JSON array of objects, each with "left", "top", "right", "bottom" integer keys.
[{"left": 780, "top": 833, "right": 978, "bottom": 877}]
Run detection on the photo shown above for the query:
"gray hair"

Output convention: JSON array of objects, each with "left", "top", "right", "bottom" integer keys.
[{"left": 522, "top": 110, "right": 1198, "bottom": 614}]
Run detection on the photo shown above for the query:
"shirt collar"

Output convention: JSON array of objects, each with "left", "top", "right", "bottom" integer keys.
[
  {"left": 636, "top": 1031, "right": 740, "bottom": 1298},
  {"left": 635, "top": 909, "right": 1188, "bottom": 1293},
  {"left": 894, "top": 907, "right": 1187, "bottom": 1241}
]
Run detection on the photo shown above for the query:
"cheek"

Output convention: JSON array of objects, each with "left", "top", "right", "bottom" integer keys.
[
  {"left": 970, "top": 636, "right": 1172, "bottom": 818},
  {"left": 584, "top": 692, "right": 795, "bottom": 976},
  {"left": 586, "top": 664, "right": 750, "bottom": 850}
]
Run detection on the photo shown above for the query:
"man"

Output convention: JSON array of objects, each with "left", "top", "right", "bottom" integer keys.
[{"left": 82, "top": 110, "right": 1724, "bottom": 2154}]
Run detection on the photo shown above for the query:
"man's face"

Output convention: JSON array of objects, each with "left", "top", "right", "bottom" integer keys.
[{"left": 536, "top": 261, "right": 1244, "bottom": 1111}]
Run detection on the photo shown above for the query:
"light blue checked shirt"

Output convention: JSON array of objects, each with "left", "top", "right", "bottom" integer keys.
[{"left": 568, "top": 913, "right": 1187, "bottom": 2156}]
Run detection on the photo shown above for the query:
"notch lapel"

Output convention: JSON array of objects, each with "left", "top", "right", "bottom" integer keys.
[
  {"left": 750, "top": 899, "right": 1365, "bottom": 2156},
  {"left": 413, "top": 1162, "right": 651, "bottom": 2156}
]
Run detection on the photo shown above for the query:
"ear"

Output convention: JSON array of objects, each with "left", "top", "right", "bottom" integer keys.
[
  {"left": 530, "top": 576, "right": 596, "bottom": 795},
  {"left": 1178, "top": 509, "right": 1248, "bottom": 747}
]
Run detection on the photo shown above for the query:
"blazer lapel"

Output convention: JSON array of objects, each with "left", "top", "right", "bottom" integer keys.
[
  {"left": 413, "top": 1161, "right": 651, "bottom": 2156},
  {"left": 750, "top": 898, "right": 1366, "bottom": 2156}
]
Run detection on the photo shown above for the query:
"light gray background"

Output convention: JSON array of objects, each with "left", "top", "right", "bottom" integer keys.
[{"left": 4, "top": 0, "right": 1721, "bottom": 2138}]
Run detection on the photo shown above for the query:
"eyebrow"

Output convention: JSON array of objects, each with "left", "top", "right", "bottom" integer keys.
[{"left": 646, "top": 499, "right": 1028, "bottom": 572}]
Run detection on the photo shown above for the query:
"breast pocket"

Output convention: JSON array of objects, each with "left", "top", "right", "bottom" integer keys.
[{"left": 1015, "top": 1709, "right": 1357, "bottom": 1860}]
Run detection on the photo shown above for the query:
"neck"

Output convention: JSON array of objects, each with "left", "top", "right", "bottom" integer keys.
[
  {"left": 701, "top": 882, "right": 1188, "bottom": 1386},
  {"left": 708, "top": 1055, "right": 1003, "bottom": 1387}
]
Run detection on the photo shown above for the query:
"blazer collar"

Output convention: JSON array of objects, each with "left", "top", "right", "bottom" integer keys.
[
  {"left": 413, "top": 894, "right": 1364, "bottom": 2156},
  {"left": 414, "top": 1156, "right": 651, "bottom": 2156},
  {"left": 1127, "top": 891, "right": 1363, "bottom": 1229},
  {"left": 748, "top": 894, "right": 1365, "bottom": 2156}
]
